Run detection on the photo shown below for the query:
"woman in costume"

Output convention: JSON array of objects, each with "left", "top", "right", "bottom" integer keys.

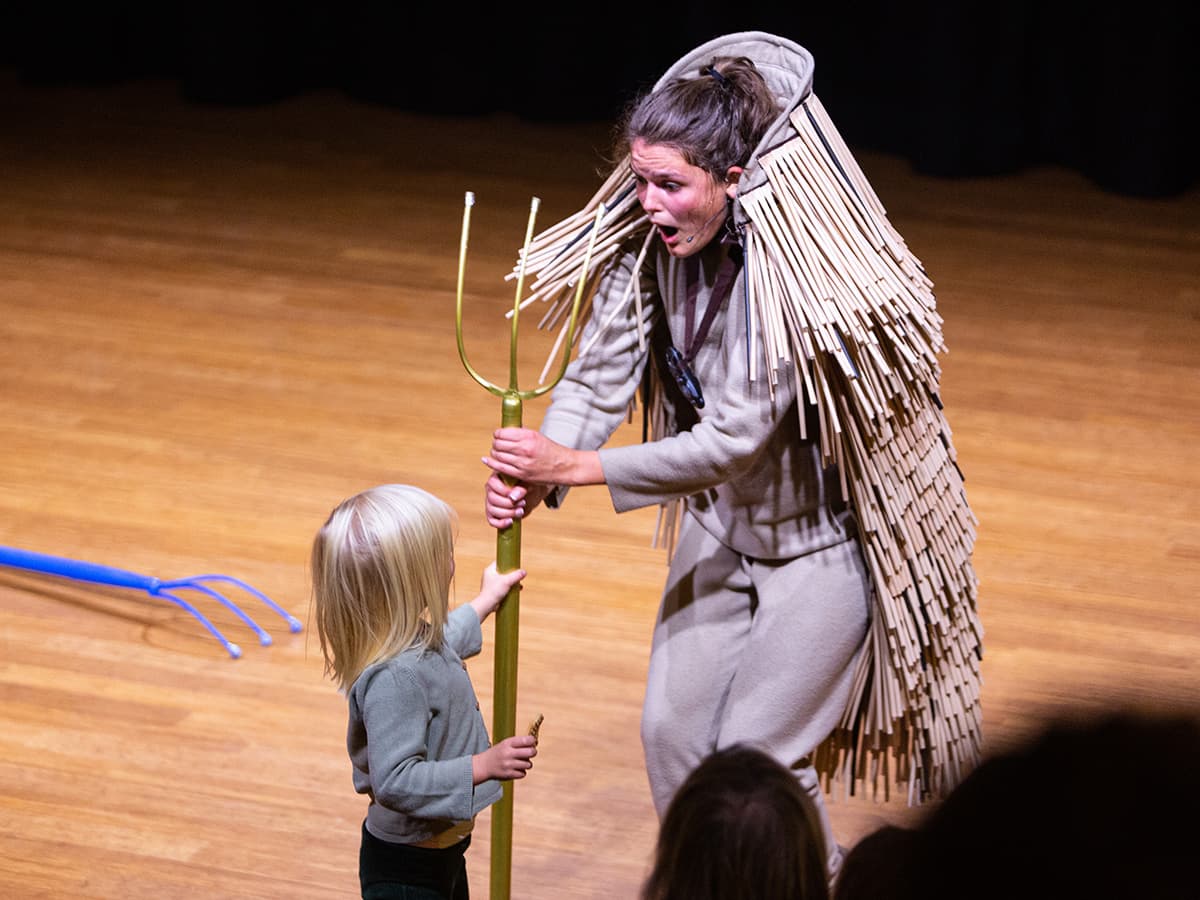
[{"left": 482, "top": 32, "right": 980, "bottom": 879}]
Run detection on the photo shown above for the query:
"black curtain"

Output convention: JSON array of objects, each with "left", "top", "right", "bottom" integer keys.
[{"left": 2, "top": 2, "right": 1195, "bottom": 197}]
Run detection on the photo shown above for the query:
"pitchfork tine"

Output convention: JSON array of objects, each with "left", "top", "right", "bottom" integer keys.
[{"left": 455, "top": 192, "right": 603, "bottom": 400}]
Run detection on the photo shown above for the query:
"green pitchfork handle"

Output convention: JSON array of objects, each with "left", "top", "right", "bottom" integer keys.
[{"left": 455, "top": 191, "right": 603, "bottom": 900}]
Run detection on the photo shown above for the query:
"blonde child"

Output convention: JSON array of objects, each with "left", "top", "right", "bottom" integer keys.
[{"left": 312, "top": 483, "right": 537, "bottom": 900}]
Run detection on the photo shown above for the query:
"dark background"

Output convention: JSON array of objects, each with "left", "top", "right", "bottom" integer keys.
[{"left": 2, "top": 2, "right": 1196, "bottom": 198}]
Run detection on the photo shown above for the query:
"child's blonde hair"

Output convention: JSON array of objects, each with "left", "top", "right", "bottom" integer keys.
[{"left": 311, "top": 484, "right": 455, "bottom": 691}]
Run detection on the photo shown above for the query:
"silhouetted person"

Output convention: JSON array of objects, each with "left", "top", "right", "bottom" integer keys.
[
  {"left": 642, "top": 743, "right": 830, "bottom": 900},
  {"left": 836, "top": 710, "right": 1200, "bottom": 900}
]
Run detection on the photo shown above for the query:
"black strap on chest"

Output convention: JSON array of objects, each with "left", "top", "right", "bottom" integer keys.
[{"left": 680, "top": 242, "right": 743, "bottom": 364}]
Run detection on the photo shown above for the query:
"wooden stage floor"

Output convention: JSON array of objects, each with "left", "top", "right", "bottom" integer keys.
[{"left": 1, "top": 76, "right": 1197, "bottom": 898}]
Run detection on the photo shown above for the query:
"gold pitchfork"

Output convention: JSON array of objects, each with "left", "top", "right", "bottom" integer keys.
[{"left": 455, "top": 191, "right": 604, "bottom": 900}]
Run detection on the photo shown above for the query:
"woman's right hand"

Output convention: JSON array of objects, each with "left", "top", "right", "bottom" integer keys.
[{"left": 484, "top": 472, "right": 551, "bottom": 529}]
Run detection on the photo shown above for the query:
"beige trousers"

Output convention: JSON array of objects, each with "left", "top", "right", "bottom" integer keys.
[{"left": 640, "top": 511, "right": 871, "bottom": 876}]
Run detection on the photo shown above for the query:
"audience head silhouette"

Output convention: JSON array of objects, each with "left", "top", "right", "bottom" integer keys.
[
  {"left": 642, "top": 743, "right": 829, "bottom": 900},
  {"left": 836, "top": 710, "right": 1200, "bottom": 900}
]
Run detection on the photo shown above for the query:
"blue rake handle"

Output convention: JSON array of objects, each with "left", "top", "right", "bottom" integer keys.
[{"left": 0, "top": 545, "right": 303, "bottom": 659}]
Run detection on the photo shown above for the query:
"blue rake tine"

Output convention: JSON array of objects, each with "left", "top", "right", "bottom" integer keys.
[
  {"left": 159, "top": 579, "right": 273, "bottom": 647},
  {"left": 154, "top": 588, "right": 244, "bottom": 659},
  {"left": 169, "top": 574, "right": 304, "bottom": 633}
]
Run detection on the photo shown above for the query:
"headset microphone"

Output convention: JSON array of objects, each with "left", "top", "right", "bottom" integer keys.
[{"left": 684, "top": 203, "right": 728, "bottom": 244}]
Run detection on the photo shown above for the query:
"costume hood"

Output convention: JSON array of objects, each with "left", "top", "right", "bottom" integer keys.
[{"left": 653, "top": 31, "right": 815, "bottom": 202}]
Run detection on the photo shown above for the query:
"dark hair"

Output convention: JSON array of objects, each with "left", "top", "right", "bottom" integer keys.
[
  {"left": 614, "top": 56, "right": 781, "bottom": 180},
  {"left": 641, "top": 744, "right": 829, "bottom": 900},
  {"left": 836, "top": 710, "right": 1200, "bottom": 900}
]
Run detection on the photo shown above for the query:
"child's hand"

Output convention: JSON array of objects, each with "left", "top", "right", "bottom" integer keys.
[
  {"left": 472, "top": 734, "right": 538, "bottom": 784},
  {"left": 469, "top": 562, "right": 526, "bottom": 622}
]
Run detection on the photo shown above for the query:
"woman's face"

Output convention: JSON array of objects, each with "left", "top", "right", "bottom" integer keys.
[{"left": 630, "top": 139, "right": 740, "bottom": 257}]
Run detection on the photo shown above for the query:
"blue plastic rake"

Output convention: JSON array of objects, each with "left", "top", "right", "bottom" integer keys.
[{"left": 0, "top": 545, "right": 302, "bottom": 658}]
